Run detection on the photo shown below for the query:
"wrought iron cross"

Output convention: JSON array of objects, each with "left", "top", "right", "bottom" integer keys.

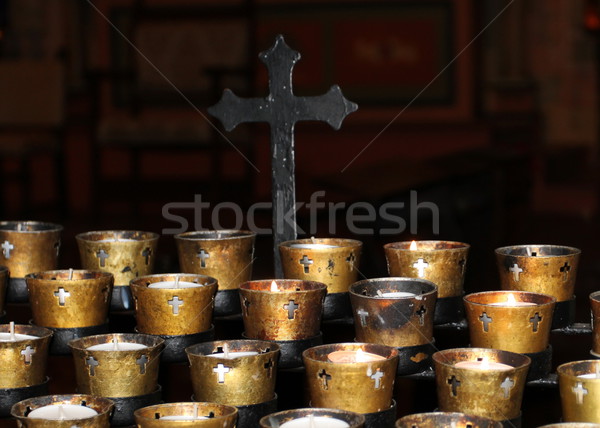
[{"left": 208, "top": 35, "right": 357, "bottom": 277}]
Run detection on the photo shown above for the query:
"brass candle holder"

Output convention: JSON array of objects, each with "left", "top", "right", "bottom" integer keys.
[
  {"left": 76, "top": 230, "right": 159, "bottom": 312},
  {"left": 395, "top": 412, "right": 503, "bottom": 428},
  {"left": 590, "top": 291, "right": 600, "bottom": 357},
  {"left": 130, "top": 274, "right": 218, "bottom": 363},
  {"left": 0, "top": 221, "right": 62, "bottom": 303},
  {"left": 186, "top": 340, "right": 279, "bottom": 428},
  {"left": 557, "top": 360, "right": 600, "bottom": 423},
  {"left": 384, "top": 240, "right": 469, "bottom": 324},
  {"left": 349, "top": 277, "right": 437, "bottom": 375},
  {"left": 11, "top": 394, "right": 114, "bottom": 427},
  {"left": 302, "top": 343, "right": 398, "bottom": 419},
  {"left": 463, "top": 290, "right": 555, "bottom": 380},
  {"left": 0, "top": 265, "right": 8, "bottom": 317},
  {"left": 0, "top": 323, "right": 53, "bottom": 417},
  {"left": 25, "top": 269, "right": 114, "bottom": 355},
  {"left": 69, "top": 333, "right": 164, "bottom": 426},
  {"left": 134, "top": 402, "right": 238, "bottom": 428},
  {"left": 279, "top": 237, "right": 362, "bottom": 320},
  {"left": 433, "top": 348, "right": 531, "bottom": 425},
  {"left": 260, "top": 408, "right": 366, "bottom": 428},
  {"left": 175, "top": 230, "right": 256, "bottom": 317},
  {"left": 239, "top": 279, "right": 326, "bottom": 368},
  {"left": 495, "top": 244, "right": 580, "bottom": 328}
]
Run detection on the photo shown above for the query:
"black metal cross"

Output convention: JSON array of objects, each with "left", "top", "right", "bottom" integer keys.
[
  {"left": 208, "top": 35, "right": 357, "bottom": 277},
  {"left": 480, "top": 312, "right": 492, "bottom": 332},
  {"left": 318, "top": 368, "right": 332, "bottom": 390},
  {"left": 448, "top": 375, "right": 461, "bottom": 396},
  {"left": 529, "top": 312, "right": 542, "bottom": 332},
  {"left": 560, "top": 262, "right": 571, "bottom": 281}
]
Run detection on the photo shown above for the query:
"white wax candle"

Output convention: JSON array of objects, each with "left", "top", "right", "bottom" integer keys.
[
  {"left": 328, "top": 349, "right": 386, "bottom": 363},
  {"left": 28, "top": 404, "right": 98, "bottom": 420},
  {"left": 290, "top": 244, "right": 339, "bottom": 249},
  {"left": 0, "top": 322, "right": 36, "bottom": 342},
  {"left": 578, "top": 373, "right": 600, "bottom": 379},
  {"left": 87, "top": 337, "right": 147, "bottom": 351},
  {"left": 280, "top": 415, "right": 350, "bottom": 428},
  {"left": 454, "top": 360, "right": 512, "bottom": 371},
  {"left": 159, "top": 415, "right": 208, "bottom": 420},
  {"left": 206, "top": 351, "right": 258, "bottom": 359},
  {"left": 148, "top": 279, "right": 202, "bottom": 289},
  {"left": 376, "top": 291, "right": 416, "bottom": 298}
]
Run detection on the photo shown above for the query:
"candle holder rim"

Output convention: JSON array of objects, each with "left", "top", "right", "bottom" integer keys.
[
  {"left": 0, "top": 220, "right": 63, "bottom": 233},
  {"left": 185, "top": 339, "right": 281, "bottom": 357},
  {"left": 395, "top": 411, "right": 503, "bottom": 427},
  {"left": 25, "top": 269, "right": 114, "bottom": 281},
  {"left": 463, "top": 290, "right": 556, "bottom": 306},
  {"left": 239, "top": 279, "right": 327, "bottom": 292},
  {"left": 174, "top": 229, "right": 256, "bottom": 241},
  {"left": 557, "top": 359, "right": 600, "bottom": 378},
  {"left": 134, "top": 401, "right": 238, "bottom": 421},
  {"left": 130, "top": 273, "right": 218, "bottom": 288},
  {"left": 68, "top": 332, "right": 165, "bottom": 351},
  {"left": 590, "top": 290, "right": 600, "bottom": 301},
  {"left": 0, "top": 323, "right": 53, "bottom": 339},
  {"left": 302, "top": 342, "right": 399, "bottom": 363},
  {"left": 75, "top": 230, "right": 160, "bottom": 242},
  {"left": 259, "top": 407, "right": 366, "bottom": 426},
  {"left": 432, "top": 347, "right": 531, "bottom": 370},
  {"left": 384, "top": 240, "right": 470, "bottom": 251},
  {"left": 349, "top": 276, "right": 437, "bottom": 297},
  {"left": 494, "top": 244, "right": 581, "bottom": 257},
  {"left": 11, "top": 393, "right": 115, "bottom": 417},
  {"left": 279, "top": 237, "right": 363, "bottom": 248}
]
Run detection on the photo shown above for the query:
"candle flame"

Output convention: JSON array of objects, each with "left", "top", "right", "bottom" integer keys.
[
  {"left": 270, "top": 281, "right": 279, "bottom": 292},
  {"left": 506, "top": 294, "right": 518, "bottom": 304},
  {"left": 409, "top": 241, "right": 417, "bottom": 251},
  {"left": 356, "top": 348, "right": 366, "bottom": 362}
]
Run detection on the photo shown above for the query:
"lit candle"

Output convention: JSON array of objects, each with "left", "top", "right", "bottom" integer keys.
[
  {"left": 375, "top": 290, "right": 416, "bottom": 299},
  {"left": 280, "top": 415, "right": 350, "bottom": 428},
  {"left": 409, "top": 240, "right": 418, "bottom": 251},
  {"left": 147, "top": 276, "right": 203, "bottom": 289},
  {"left": 487, "top": 294, "right": 536, "bottom": 307},
  {"left": 454, "top": 357, "right": 512, "bottom": 371},
  {"left": 205, "top": 343, "right": 258, "bottom": 359},
  {"left": 0, "top": 322, "right": 36, "bottom": 342},
  {"left": 86, "top": 337, "right": 147, "bottom": 351},
  {"left": 270, "top": 281, "right": 279, "bottom": 292},
  {"left": 28, "top": 404, "right": 98, "bottom": 420},
  {"left": 328, "top": 348, "right": 386, "bottom": 363}
]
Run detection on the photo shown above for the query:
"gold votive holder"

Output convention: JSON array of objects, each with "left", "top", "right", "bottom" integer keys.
[
  {"left": 0, "top": 221, "right": 62, "bottom": 303},
  {"left": 495, "top": 244, "right": 580, "bottom": 328},
  {"left": 130, "top": 274, "right": 217, "bottom": 336},
  {"left": 186, "top": 340, "right": 280, "bottom": 407},
  {"left": 134, "top": 402, "right": 238, "bottom": 428},
  {"left": 75, "top": 230, "right": 159, "bottom": 312},
  {"left": 589, "top": 291, "right": 600, "bottom": 357},
  {"left": 0, "top": 265, "right": 9, "bottom": 316},
  {"left": 69, "top": 333, "right": 164, "bottom": 398},
  {"left": 395, "top": 411, "right": 503, "bottom": 428},
  {"left": 557, "top": 360, "right": 600, "bottom": 423},
  {"left": 279, "top": 238, "right": 362, "bottom": 320},
  {"left": 0, "top": 323, "right": 53, "bottom": 389},
  {"left": 433, "top": 348, "right": 531, "bottom": 423},
  {"left": 260, "top": 408, "right": 366, "bottom": 428},
  {"left": 175, "top": 230, "right": 256, "bottom": 317},
  {"left": 384, "top": 240, "right": 469, "bottom": 324},
  {"left": 302, "top": 342, "right": 399, "bottom": 414},
  {"left": 11, "top": 394, "right": 114, "bottom": 428},
  {"left": 464, "top": 291, "right": 556, "bottom": 354}
]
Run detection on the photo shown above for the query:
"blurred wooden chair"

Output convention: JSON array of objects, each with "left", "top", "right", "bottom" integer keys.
[{"left": 0, "top": 60, "right": 66, "bottom": 219}]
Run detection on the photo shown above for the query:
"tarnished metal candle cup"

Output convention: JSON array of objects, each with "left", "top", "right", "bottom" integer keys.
[
  {"left": 11, "top": 394, "right": 114, "bottom": 427},
  {"left": 303, "top": 343, "right": 398, "bottom": 414},
  {"left": 433, "top": 348, "right": 531, "bottom": 423},
  {"left": 239, "top": 279, "right": 326, "bottom": 341},
  {"left": 175, "top": 230, "right": 256, "bottom": 317},
  {"left": 395, "top": 412, "right": 503, "bottom": 428},
  {"left": 186, "top": 340, "right": 280, "bottom": 407},
  {"left": 495, "top": 244, "right": 580, "bottom": 328},
  {"left": 279, "top": 238, "right": 362, "bottom": 319},
  {"left": 134, "top": 402, "right": 238, "bottom": 428},
  {"left": 557, "top": 360, "right": 600, "bottom": 423},
  {"left": 349, "top": 277, "right": 437, "bottom": 347},
  {"left": 76, "top": 230, "right": 159, "bottom": 312},
  {"left": 384, "top": 240, "right": 469, "bottom": 324},
  {"left": 0, "top": 324, "right": 52, "bottom": 389},
  {"left": 463, "top": 291, "right": 555, "bottom": 354},
  {"left": 0, "top": 221, "right": 62, "bottom": 303},
  {"left": 130, "top": 274, "right": 217, "bottom": 336},
  {"left": 260, "top": 408, "right": 366, "bottom": 428},
  {"left": 69, "top": 333, "right": 164, "bottom": 398},
  {"left": 589, "top": 292, "right": 600, "bottom": 357}
]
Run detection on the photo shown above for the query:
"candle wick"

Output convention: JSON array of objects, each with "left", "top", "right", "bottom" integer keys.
[
  {"left": 58, "top": 404, "right": 65, "bottom": 420},
  {"left": 310, "top": 236, "right": 316, "bottom": 244},
  {"left": 9, "top": 321, "right": 15, "bottom": 341},
  {"left": 68, "top": 268, "right": 73, "bottom": 280},
  {"left": 17, "top": 223, "right": 22, "bottom": 231},
  {"left": 175, "top": 276, "right": 180, "bottom": 287},
  {"left": 193, "top": 403, "right": 198, "bottom": 419},
  {"left": 113, "top": 337, "right": 119, "bottom": 351},
  {"left": 223, "top": 343, "right": 229, "bottom": 359},
  {"left": 376, "top": 290, "right": 383, "bottom": 297}
]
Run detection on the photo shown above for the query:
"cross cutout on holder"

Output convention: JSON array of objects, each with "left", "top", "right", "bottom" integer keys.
[
  {"left": 136, "top": 355, "right": 149, "bottom": 374},
  {"left": 573, "top": 382, "right": 588, "bottom": 404},
  {"left": 299, "top": 255, "right": 313, "bottom": 274},
  {"left": 560, "top": 262, "right": 571, "bottom": 282},
  {"left": 500, "top": 377, "right": 514, "bottom": 398},
  {"left": 213, "top": 363, "right": 231, "bottom": 383},
  {"left": 54, "top": 287, "right": 71, "bottom": 306},
  {"left": 480, "top": 312, "right": 492, "bottom": 332},
  {"left": 529, "top": 313, "right": 542, "bottom": 332},
  {"left": 197, "top": 249, "right": 210, "bottom": 268},
  {"left": 415, "top": 305, "right": 427, "bottom": 326},
  {"left": 509, "top": 263, "right": 523, "bottom": 282},
  {"left": 1, "top": 240, "right": 14, "bottom": 259},
  {"left": 86, "top": 356, "right": 99, "bottom": 376},
  {"left": 96, "top": 249, "right": 109, "bottom": 267},
  {"left": 168, "top": 296, "right": 184, "bottom": 315},
  {"left": 448, "top": 375, "right": 461, "bottom": 397},
  {"left": 370, "top": 369, "right": 384, "bottom": 389},
  {"left": 318, "top": 369, "right": 332, "bottom": 390},
  {"left": 413, "top": 258, "right": 429, "bottom": 277},
  {"left": 357, "top": 308, "right": 369, "bottom": 327},
  {"left": 21, "top": 346, "right": 35, "bottom": 364},
  {"left": 142, "top": 248, "right": 152, "bottom": 265},
  {"left": 284, "top": 300, "right": 299, "bottom": 319}
]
